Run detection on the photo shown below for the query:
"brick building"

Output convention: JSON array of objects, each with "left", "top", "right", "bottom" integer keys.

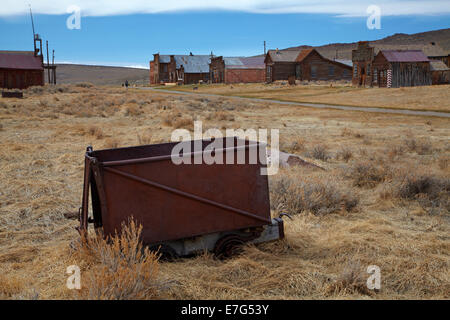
[{"left": 210, "top": 56, "right": 265, "bottom": 84}]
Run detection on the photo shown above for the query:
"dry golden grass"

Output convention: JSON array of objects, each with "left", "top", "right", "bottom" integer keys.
[
  {"left": 74, "top": 219, "right": 163, "bottom": 300},
  {"left": 0, "top": 83, "right": 449, "bottom": 299},
  {"left": 164, "top": 83, "right": 450, "bottom": 112}
]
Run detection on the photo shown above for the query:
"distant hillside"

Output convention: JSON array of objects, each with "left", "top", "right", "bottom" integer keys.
[
  {"left": 46, "top": 64, "right": 149, "bottom": 86},
  {"left": 281, "top": 28, "right": 450, "bottom": 61}
]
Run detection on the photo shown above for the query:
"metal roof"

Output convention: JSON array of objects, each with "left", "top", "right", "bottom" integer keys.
[
  {"left": 174, "top": 55, "right": 213, "bottom": 73},
  {"left": 380, "top": 50, "right": 430, "bottom": 62},
  {"left": 223, "top": 56, "right": 265, "bottom": 69},
  {"left": 430, "top": 60, "right": 450, "bottom": 71},
  {"left": 334, "top": 59, "right": 353, "bottom": 67},
  {"left": 267, "top": 49, "right": 301, "bottom": 62},
  {"left": 0, "top": 51, "right": 43, "bottom": 70}
]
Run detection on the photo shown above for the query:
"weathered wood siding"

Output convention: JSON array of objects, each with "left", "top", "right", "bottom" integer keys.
[
  {"left": 372, "top": 53, "right": 431, "bottom": 88},
  {"left": 0, "top": 69, "right": 44, "bottom": 89},
  {"left": 298, "top": 50, "right": 351, "bottom": 81}
]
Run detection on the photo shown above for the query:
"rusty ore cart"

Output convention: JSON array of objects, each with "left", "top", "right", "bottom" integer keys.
[{"left": 78, "top": 137, "right": 286, "bottom": 258}]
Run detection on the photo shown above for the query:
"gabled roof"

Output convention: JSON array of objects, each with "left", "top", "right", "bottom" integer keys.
[
  {"left": 266, "top": 49, "right": 301, "bottom": 62},
  {"left": 295, "top": 49, "right": 315, "bottom": 62},
  {"left": 380, "top": 50, "right": 430, "bottom": 62},
  {"left": 430, "top": 60, "right": 450, "bottom": 71},
  {"left": 0, "top": 51, "right": 43, "bottom": 70},
  {"left": 223, "top": 56, "right": 265, "bottom": 69}
]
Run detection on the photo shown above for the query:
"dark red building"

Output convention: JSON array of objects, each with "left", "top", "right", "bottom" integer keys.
[
  {"left": 210, "top": 56, "right": 265, "bottom": 84},
  {"left": 0, "top": 51, "right": 44, "bottom": 89}
]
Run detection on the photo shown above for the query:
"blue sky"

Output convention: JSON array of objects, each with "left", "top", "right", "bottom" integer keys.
[{"left": 0, "top": 1, "right": 449, "bottom": 68}]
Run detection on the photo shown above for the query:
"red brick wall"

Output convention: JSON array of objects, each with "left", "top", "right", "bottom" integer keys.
[
  {"left": 225, "top": 68, "right": 265, "bottom": 83},
  {"left": 149, "top": 61, "right": 155, "bottom": 84}
]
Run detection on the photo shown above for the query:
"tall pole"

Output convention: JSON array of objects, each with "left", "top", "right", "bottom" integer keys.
[
  {"left": 52, "top": 50, "right": 56, "bottom": 84},
  {"left": 46, "top": 41, "right": 50, "bottom": 84},
  {"left": 30, "top": 6, "right": 36, "bottom": 54},
  {"left": 264, "top": 41, "right": 266, "bottom": 55}
]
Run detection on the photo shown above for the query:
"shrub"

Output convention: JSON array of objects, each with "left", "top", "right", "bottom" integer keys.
[
  {"left": 394, "top": 172, "right": 450, "bottom": 214},
  {"left": 75, "top": 82, "right": 94, "bottom": 88},
  {"left": 336, "top": 147, "right": 353, "bottom": 162},
  {"left": 325, "top": 260, "right": 373, "bottom": 296},
  {"left": 309, "top": 145, "right": 330, "bottom": 161},
  {"left": 404, "top": 138, "right": 433, "bottom": 155},
  {"left": 76, "top": 219, "right": 163, "bottom": 300},
  {"left": 88, "top": 126, "right": 104, "bottom": 139},
  {"left": 173, "top": 117, "right": 192, "bottom": 129},
  {"left": 347, "top": 161, "right": 388, "bottom": 188},
  {"left": 270, "top": 173, "right": 358, "bottom": 215}
]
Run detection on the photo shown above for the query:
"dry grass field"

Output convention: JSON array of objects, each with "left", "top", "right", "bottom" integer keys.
[
  {"left": 163, "top": 82, "right": 450, "bottom": 113},
  {"left": 0, "top": 83, "right": 449, "bottom": 299}
]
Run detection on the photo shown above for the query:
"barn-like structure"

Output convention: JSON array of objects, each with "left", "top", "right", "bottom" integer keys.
[
  {"left": 372, "top": 50, "right": 431, "bottom": 88},
  {"left": 430, "top": 60, "right": 450, "bottom": 85},
  {"left": 209, "top": 56, "right": 265, "bottom": 84},
  {"left": 150, "top": 53, "right": 213, "bottom": 85},
  {"left": 0, "top": 51, "right": 44, "bottom": 89},
  {"left": 264, "top": 49, "right": 300, "bottom": 83},
  {"left": 295, "top": 49, "right": 352, "bottom": 81}
]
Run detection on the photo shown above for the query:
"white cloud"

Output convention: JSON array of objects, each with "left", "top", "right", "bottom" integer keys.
[{"left": 1, "top": 0, "right": 450, "bottom": 17}]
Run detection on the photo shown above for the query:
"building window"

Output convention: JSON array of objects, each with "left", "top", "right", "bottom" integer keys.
[
  {"left": 328, "top": 66, "right": 335, "bottom": 76},
  {"left": 311, "top": 65, "right": 317, "bottom": 78},
  {"left": 162, "top": 64, "right": 167, "bottom": 72},
  {"left": 353, "top": 64, "right": 358, "bottom": 77},
  {"left": 367, "top": 64, "right": 371, "bottom": 76},
  {"left": 343, "top": 69, "right": 348, "bottom": 78},
  {"left": 373, "top": 68, "right": 378, "bottom": 83}
]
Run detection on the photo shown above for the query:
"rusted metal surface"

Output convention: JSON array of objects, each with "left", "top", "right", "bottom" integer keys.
[{"left": 79, "top": 137, "right": 272, "bottom": 245}]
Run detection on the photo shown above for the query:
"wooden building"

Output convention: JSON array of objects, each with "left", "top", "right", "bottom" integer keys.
[
  {"left": 351, "top": 41, "right": 375, "bottom": 86},
  {"left": 0, "top": 51, "right": 44, "bottom": 89},
  {"left": 264, "top": 49, "right": 301, "bottom": 82},
  {"left": 372, "top": 50, "right": 431, "bottom": 88},
  {"left": 150, "top": 53, "right": 212, "bottom": 85},
  {"left": 295, "top": 49, "right": 352, "bottom": 81},
  {"left": 210, "top": 56, "right": 265, "bottom": 84},
  {"left": 430, "top": 60, "right": 450, "bottom": 85}
]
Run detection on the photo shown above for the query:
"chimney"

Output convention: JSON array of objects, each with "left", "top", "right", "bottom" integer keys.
[{"left": 189, "top": 52, "right": 193, "bottom": 56}]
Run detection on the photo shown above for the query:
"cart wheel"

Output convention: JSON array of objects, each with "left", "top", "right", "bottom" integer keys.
[
  {"left": 147, "top": 244, "right": 178, "bottom": 262},
  {"left": 214, "top": 234, "right": 246, "bottom": 259}
]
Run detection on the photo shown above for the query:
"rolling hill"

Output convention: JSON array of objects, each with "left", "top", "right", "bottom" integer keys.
[{"left": 45, "top": 64, "right": 149, "bottom": 86}]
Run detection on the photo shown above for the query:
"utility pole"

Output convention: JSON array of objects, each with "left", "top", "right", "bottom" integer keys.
[
  {"left": 52, "top": 50, "right": 56, "bottom": 84},
  {"left": 264, "top": 41, "right": 266, "bottom": 55},
  {"left": 46, "top": 41, "right": 50, "bottom": 84}
]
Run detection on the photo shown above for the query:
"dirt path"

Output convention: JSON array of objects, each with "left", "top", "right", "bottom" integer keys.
[{"left": 141, "top": 87, "right": 450, "bottom": 118}]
